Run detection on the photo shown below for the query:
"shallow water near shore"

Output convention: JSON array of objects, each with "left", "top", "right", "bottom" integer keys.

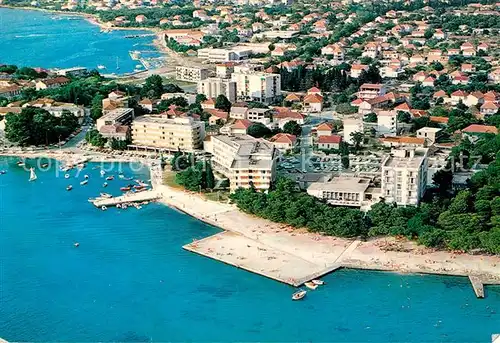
[
  {"left": 0, "top": 7, "right": 161, "bottom": 73},
  {"left": 0, "top": 157, "right": 499, "bottom": 342}
]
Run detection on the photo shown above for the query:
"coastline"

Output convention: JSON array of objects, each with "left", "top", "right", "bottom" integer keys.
[{"left": 3, "top": 150, "right": 500, "bottom": 288}]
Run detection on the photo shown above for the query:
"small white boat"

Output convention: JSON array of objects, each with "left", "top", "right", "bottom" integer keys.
[
  {"left": 117, "top": 204, "right": 122, "bottom": 209},
  {"left": 100, "top": 170, "right": 106, "bottom": 176},
  {"left": 66, "top": 185, "right": 73, "bottom": 191},
  {"left": 103, "top": 182, "right": 108, "bottom": 188},
  {"left": 100, "top": 193, "right": 112, "bottom": 198},
  {"left": 0, "top": 170, "right": 6, "bottom": 175},
  {"left": 97, "top": 65, "right": 106, "bottom": 69},
  {"left": 29, "top": 167, "right": 37, "bottom": 182},
  {"left": 304, "top": 282, "right": 318, "bottom": 290},
  {"left": 292, "top": 290, "right": 307, "bottom": 301},
  {"left": 101, "top": 205, "right": 107, "bottom": 211},
  {"left": 106, "top": 175, "right": 114, "bottom": 181},
  {"left": 65, "top": 174, "right": 70, "bottom": 179},
  {"left": 84, "top": 175, "right": 89, "bottom": 179},
  {"left": 80, "top": 180, "right": 88, "bottom": 186},
  {"left": 312, "top": 279, "right": 325, "bottom": 286},
  {"left": 17, "top": 161, "right": 25, "bottom": 167},
  {"left": 74, "top": 242, "right": 80, "bottom": 247}
]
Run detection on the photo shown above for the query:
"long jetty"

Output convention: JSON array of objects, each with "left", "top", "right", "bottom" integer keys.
[
  {"left": 469, "top": 275, "right": 485, "bottom": 298},
  {"left": 92, "top": 190, "right": 161, "bottom": 207}
]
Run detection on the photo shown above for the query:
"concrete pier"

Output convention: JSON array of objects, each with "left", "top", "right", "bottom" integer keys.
[
  {"left": 469, "top": 276, "right": 485, "bottom": 298},
  {"left": 92, "top": 190, "right": 161, "bottom": 207},
  {"left": 183, "top": 231, "right": 337, "bottom": 287}
]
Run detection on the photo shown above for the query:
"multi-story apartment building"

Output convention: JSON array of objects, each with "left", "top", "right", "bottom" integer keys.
[
  {"left": 381, "top": 148, "right": 429, "bottom": 206},
  {"left": 231, "top": 71, "right": 281, "bottom": 104},
  {"left": 357, "top": 83, "right": 386, "bottom": 100},
  {"left": 175, "top": 66, "right": 210, "bottom": 82},
  {"left": 377, "top": 110, "right": 398, "bottom": 136},
  {"left": 197, "top": 77, "right": 237, "bottom": 102},
  {"left": 96, "top": 108, "right": 134, "bottom": 132},
  {"left": 131, "top": 115, "right": 205, "bottom": 152},
  {"left": 210, "top": 135, "right": 278, "bottom": 192},
  {"left": 343, "top": 117, "right": 364, "bottom": 145}
]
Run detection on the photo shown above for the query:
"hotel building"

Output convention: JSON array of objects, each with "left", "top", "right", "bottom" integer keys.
[
  {"left": 197, "top": 77, "right": 237, "bottom": 102},
  {"left": 131, "top": 115, "right": 205, "bottom": 152},
  {"left": 175, "top": 66, "right": 210, "bottom": 82},
  {"left": 381, "top": 148, "right": 429, "bottom": 206},
  {"left": 231, "top": 71, "right": 281, "bottom": 104},
  {"left": 210, "top": 135, "right": 278, "bottom": 192}
]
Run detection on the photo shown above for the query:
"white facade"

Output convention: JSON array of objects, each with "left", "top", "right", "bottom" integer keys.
[
  {"left": 131, "top": 115, "right": 205, "bottom": 152},
  {"left": 96, "top": 108, "right": 134, "bottom": 132},
  {"left": 381, "top": 148, "right": 429, "bottom": 206},
  {"left": 231, "top": 72, "right": 281, "bottom": 104},
  {"left": 175, "top": 66, "right": 210, "bottom": 82},
  {"left": 377, "top": 111, "right": 398, "bottom": 136},
  {"left": 197, "top": 47, "right": 251, "bottom": 62},
  {"left": 343, "top": 118, "right": 364, "bottom": 145},
  {"left": 210, "top": 135, "right": 278, "bottom": 192},
  {"left": 197, "top": 77, "right": 237, "bottom": 102}
]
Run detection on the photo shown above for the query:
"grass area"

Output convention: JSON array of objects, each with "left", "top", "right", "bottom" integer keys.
[{"left": 162, "top": 169, "right": 183, "bottom": 189}]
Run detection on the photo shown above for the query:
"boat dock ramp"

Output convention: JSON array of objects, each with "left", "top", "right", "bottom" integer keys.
[
  {"left": 468, "top": 275, "right": 485, "bottom": 298},
  {"left": 91, "top": 190, "right": 161, "bottom": 207}
]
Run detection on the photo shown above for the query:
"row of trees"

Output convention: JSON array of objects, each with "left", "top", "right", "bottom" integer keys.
[{"left": 5, "top": 107, "right": 79, "bottom": 146}]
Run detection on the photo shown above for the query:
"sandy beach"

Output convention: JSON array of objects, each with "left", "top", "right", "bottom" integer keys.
[{"left": 148, "top": 164, "right": 500, "bottom": 287}]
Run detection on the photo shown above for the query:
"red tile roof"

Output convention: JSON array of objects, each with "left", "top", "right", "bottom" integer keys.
[
  {"left": 270, "top": 133, "right": 297, "bottom": 144},
  {"left": 462, "top": 124, "right": 498, "bottom": 134},
  {"left": 318, "top": 135, "right": 342, "bottom": 144}
]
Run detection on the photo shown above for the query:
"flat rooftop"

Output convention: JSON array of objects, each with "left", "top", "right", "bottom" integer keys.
[
  {"left": 214, "top": 135, "right": 276, "bottom": 169},
  {"left": 308, "top": 176, "right": 372, "bottom": 193},
  {"left": 383, "top": 148, "right": 428, "bottom": 169}
]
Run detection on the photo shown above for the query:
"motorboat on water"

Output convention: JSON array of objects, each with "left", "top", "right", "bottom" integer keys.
[
  {"left": 312, "top": 279, "right": 325, "bottom": 286},
  {"left": 17, "top": 161, "right": 25, "bottom": 167},
  {"left": 65, "top": 174, "right": 70, "bottom": 179},
  {"left": 0, "top": 170, "right": 6, "bottom": 175},
  {"left": 84, "top": 175, "right": 89, "bottom": 179},
  {"left": 304, "top": 282, "right": 318, "bottom": 290},
  {"left": 106, "top": 175, "right": 114, "bottom": 181},
  {"left": 66, "top": 185, "right": 73, "bottom": 191},
  {"left": 97, "top": 65, "right": 106, "bottom": 70},
  {"left": 74, "top": 242, "right": 80, "bottom": 247},
  {"left": 41, "top": 163, "right": 49, "bottom": 168},
  {"left": 100, "top": 170, "right": 106, "bottom": 176},
  {"left": 101, "top": 205, "right": 107, "bottom": 211},
  {"left": 29, "top": 167, "right": 37, "bottom": 182},
  {"left": 120, "top": 186, "right": 131, "bottom": 192},
  {"left": 80, "top": 180, "right": 88, "bottom": 186},
  {"left": 292, "top": 290, "right": 307, "bottom": 301},
  {"left": 103, "top": 182, "right": 108, "bottom": 188},
  {"left": 134, "top": 185, "right": 146, "bottom": 190},
  {"left": 100, "top": 193, "right": 113, "bottom": 199}
]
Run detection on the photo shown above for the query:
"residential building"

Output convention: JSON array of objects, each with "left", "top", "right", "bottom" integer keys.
[
  {"left": 269, "top": 133, "right": 297, "bottom": 152},
  {"left": 316, "top": 135, "right": 342, "bottom": 150},
  {"left": 96, "top": 108, "right": 134, "bottom": 132},
  {"left": 131, "top": 115, "right": 205, "bottom": 152},
  {"left": 357, "top": 83, "right": 386, "bottom": 100},
  {"left": 247, "top": 108, "right": 272, "bottom": 125},
  {"left": 35, "top": 77, "right": 70, "bottom": 90},
  {"left": 197, "top": 77, "right": 237, "bottom": 102},
  {"left": 377, "top": 110, "right": 398, "bottom": 136},
  {"left": 343, "top": 118, "right": 364, "bottom": 145},
  {"left": 210, "top": 134, "right": 278, "bottom": 192},
  {"left": 175, "top": 66, "right": 210, "bottom": 82},
  {"left": 416, "top": 127, "right": 442, "bottom": 145},
  {"left": 231, "top": 71, "right": 281, "bottom": 104},
  {"left": 381, "top": 148, "right": 429, "bottom": 206}
]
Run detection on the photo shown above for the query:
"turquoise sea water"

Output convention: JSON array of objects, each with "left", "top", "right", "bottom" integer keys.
[
  {"left": 0, "top": 156, "right": 499, "bottom": 342},
  {"left": 0, "top": 8, "right": 161, "bottom": 74}
]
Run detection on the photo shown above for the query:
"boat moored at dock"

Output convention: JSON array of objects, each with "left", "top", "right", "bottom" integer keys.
[{"left": 292, "top": 290, "right": 307, "bottom": 301}]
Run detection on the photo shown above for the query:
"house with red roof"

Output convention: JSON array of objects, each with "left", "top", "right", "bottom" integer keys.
[
  {"left": 316, "top": 135, "right": 342, "bottom": 150},
  {"left": 450, "top": 90, "right": 468, "bottom": 105},
  {"left": 350, "top": 64, "right": 369, "bottom": 78},
  {"left": 201, "top": 98, "right": 216, "bottom": 109},
  {"left": 206, "top": 109, "right": 229, "bottom": 125},
  {"left": 230, "top": 119, "right": 253, "bottom": 135},
  {"left": 422, "top": 76, "right": 436, "bottom": 88},
  {"left": 273, "top": 108, "right": 305, "bottom": 128},
  {"left": 314, "top": 122, "right": 334, "bottom": 137},
  {"left": 480, "top": 102, "right": 499, "bottom": 117},
  {"left": 462, "top": 124, "right": 498, "bottom": 137},
  {"left": 394, "top": 102, "right": 412, "bottom": 113},
  {"left": 303, "top": 93, "right": 323, "bottom": 113},
  {"left": 269, "top": 133, "right": 297, "bottom": 152}
]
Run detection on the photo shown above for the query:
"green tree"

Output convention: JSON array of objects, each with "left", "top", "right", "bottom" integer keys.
[
  {"left": 247, "top": 123, "right": 271, "bottom": 138},
  {"left": 215, "top": 94, "right": 231, "bottom": 112},
  {"left": 283, "top": 120, "right": 302, "bottom": 136},
  {"left": 364, "top": 112, "right": 377, "bottom": 123},
  {"left": 350, "top": 131, "right": 363, "bottom": 151},
  {"left": 85, "top": 129, "right": 107, "bottom": 147},
  {"left": 142, "top": 74, "right": 164, "bottom": 98},
  {"left": 91, "top": 94, "right": 104, "bottom": 121},
  {"left": 206, "top": 161, "right": 215, "bottom": 189}
]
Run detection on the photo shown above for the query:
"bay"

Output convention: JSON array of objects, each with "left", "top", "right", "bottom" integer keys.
[
  {"left": 0, "top": 7, "right": 161, "bottom": 74},
  {"left": 0, "top": 156, "right": 499, "bottom": 342}
]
